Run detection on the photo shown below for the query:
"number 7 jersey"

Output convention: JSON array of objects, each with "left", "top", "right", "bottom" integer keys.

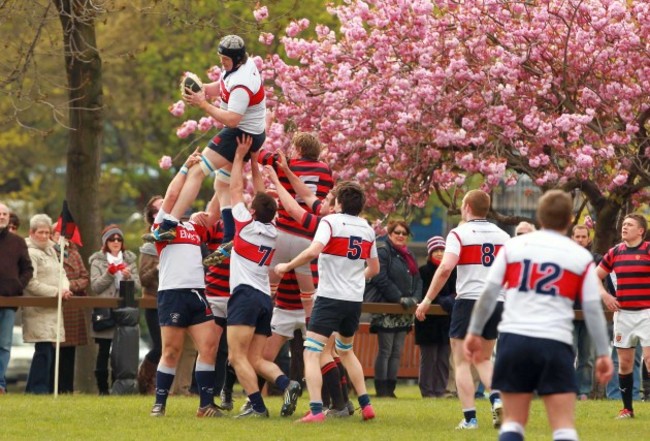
[
  {"left": 313, "top": 213, "right": 378, "bottom": 302},
  {"left": 231, "top": 202, "right": 278, "bottom": 296},
  {"left": 446, "top": 219, "right": 511, "bottom": 300}
]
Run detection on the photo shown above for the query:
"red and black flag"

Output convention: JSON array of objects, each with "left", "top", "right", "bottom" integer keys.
[{"left": 54, "top": 200, "right": 82, "bottom": 246}]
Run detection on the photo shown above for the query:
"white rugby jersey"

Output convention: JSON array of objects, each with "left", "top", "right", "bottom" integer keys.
[
  {"left": 154, "top": 209, "right": 206, "bottom": 290},
  {"left": 230, "top": 202, "right": 277, "bottom": 295},
  {"left": 446, "top": 219, "right": 510, "bottom": 300},
  {"left": 220, "top": 58, "right": 265, "bottom": 134},
  {"left": 487, "top": 229, "right": 601, "bottom": 346},
  {"left": 313, "top": 213, "right": 378, "bottom": 302}
]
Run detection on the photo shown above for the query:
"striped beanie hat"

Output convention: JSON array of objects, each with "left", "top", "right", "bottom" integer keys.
[{"left": 426, "top": 236, "right": 446, "bottom": 254}]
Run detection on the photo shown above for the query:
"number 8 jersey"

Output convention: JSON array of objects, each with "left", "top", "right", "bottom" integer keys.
[
  {"left": 445, "top": 219, "right": 510, "bottom": 301},
  {"left": 313, "top": 213, "right": 378, "bottom": 302},
  {"left": 231, "top": 202, "right": 277, "bottom": 296}
]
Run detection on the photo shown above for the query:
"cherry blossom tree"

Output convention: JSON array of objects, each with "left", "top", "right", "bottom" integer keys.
[{"left": 177, "top": 0, "right": 650, "bottom": 251}]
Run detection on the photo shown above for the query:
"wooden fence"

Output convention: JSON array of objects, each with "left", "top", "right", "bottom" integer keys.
[{"left": 0, "top": 297, "right": 611, "bottom": 379}]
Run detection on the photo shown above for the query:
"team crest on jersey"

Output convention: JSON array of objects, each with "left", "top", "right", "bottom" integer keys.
[
  {"left": 170, "top": 313, "right": 181, "bottom": 324},
  {"left": 615, "top": 333, "right": 622, "bottom": 342}
]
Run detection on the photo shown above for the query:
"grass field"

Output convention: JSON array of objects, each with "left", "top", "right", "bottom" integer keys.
[{"left": 1, "top": 384, "right": 647, "bottom": 440}]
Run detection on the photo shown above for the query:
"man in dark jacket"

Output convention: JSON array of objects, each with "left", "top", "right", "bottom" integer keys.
[
  {"left": 0, "top": 203, "right": 34, "bottom": 393},
  {"left": 415, "top": 236, "right": 456, "bottom": 397}
]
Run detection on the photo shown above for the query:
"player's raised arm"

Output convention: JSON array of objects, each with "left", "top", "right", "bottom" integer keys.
[
  {"left": 230, "top": 135, "right": 253, "bottom": 206},
  {"left": 264, "top": 165, "right": 306, "bottom": 223},
  {"left": 275, "top": 150, "right": 320, "bottom": 209}
]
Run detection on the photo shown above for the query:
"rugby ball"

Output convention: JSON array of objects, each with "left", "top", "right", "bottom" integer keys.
[{"left": 180, "top": 72, "right": 203, "bottom": 96}]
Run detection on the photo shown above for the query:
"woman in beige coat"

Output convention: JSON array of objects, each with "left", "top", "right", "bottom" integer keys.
[
  {"left": 89, "top": 224, "right": 140, "bottom": 394},
  {"left": 23, "top": 214, "right": 72, "bottom": 394}
]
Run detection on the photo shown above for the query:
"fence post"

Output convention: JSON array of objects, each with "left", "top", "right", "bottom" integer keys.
[{"left": 119, "top": 280, "right": 136, "bottom": 308}]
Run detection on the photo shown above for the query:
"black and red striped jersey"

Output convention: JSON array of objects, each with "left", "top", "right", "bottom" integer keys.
[
  {"left": 275, "top": 261, "right": 319, "bottom": 311},
  {"left": 599, "top": 241, "right": 650, "bottom": 310},
  {"left": 204, "top": 220, "right": 230, "bottom": 298},
  {"left": 258, "top": 150, "right": 333, "bottom": 239}
]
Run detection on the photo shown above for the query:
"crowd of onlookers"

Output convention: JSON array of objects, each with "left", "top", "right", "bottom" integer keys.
[{"left": 1, "top": 200, "right": 648, "bottom": 403}]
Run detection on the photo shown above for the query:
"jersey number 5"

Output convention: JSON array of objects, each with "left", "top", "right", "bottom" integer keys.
[{"left": 347, "top": 236, "right": 363, "bottom": 260}]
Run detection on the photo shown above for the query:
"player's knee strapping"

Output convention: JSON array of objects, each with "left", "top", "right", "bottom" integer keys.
[
  {"left": 215, "top": 168, "right": 231, "bottom": 184},
  {"left": 335, "top": 338, "right": 353, "bottom": 352},
  {"left": 304, "top": 337, "right": 325, "bottom": 353},
  {"left": 199, "top": 155, "right": 216, "bottom": 177},
  {"left": 300, "top": 290, "right": 315, "bottom": 302}
]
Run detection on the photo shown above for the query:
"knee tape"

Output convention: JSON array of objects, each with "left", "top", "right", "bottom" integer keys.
[
  {"left": 199, "top": 155, "right": 216, "bottom": 177},
  {"left": 335, "top": 338, "right": 353, "bottom": 352},
  {"left": 300, "top": 291, "right": 315, "bottom": 301},
  {"left": 215, "top": 168, "right": 231, "bottom": 184},
  {"left": 304, "top": 337, "right": 325, "bottom": 353}
]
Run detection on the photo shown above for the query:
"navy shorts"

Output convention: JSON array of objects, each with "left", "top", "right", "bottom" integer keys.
[
  {"left": 308, "top": 296, "right": 362, "bottom": 338},
  {"left": 227, "top": 285, "right": 273, "bottom": 336},
  {"left": 208, "top": 127, "right": 266, "bottom": 163},
  {"left": 157, "top": 288, "right": 214, "bottom": 328},
  {"left": 492, "top": 333, "right": 577, "bottom": 395},
  {"left": 449, "top": 298, "right": 503, "bottom": 340}
]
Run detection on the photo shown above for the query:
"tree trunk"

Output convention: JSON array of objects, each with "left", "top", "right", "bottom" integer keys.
[
  {"left": 591, "top": 199, "right": 622, "bottom": 256},
  {"left": 55, "top": 0, "right": 104, "bottom": 393}
]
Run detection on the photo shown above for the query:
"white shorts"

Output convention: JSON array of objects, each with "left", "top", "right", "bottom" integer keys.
[
  {"left": 270, "top": 307, "right": 306, "bottom": 339},
  {"left": 613, "top": 309, "right": 650, "bottom": 348},
  {"left": 270, "top": 230, "right": 313, "bottom": 275},
  {"left": 207, "top": 296, "right": 229, "bottom": 319}
]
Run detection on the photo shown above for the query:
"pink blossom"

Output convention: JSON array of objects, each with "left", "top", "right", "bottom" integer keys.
[
  {"left": 198, "top": 117, "right": 214, "bottom": 132},
  {"left": 611, "top": 173, "right": 628, "bottom": 187},
  {"left": 286, "top": 21, "right": 301, "bottom": 37},
  {"left": 253, "top": 5, "right": 269, "bottom": 22},
  {"left": 158, "top": 155, "right": 172, "bottom": 170},
  {"left": 259, "top": 32, "right": 274, "bottom": 45},
  {"left": 176, "top": 120, "right": 198, "bottom": 139},
  {"left": 168, "top": 100, "right": 185, "bottom": 117},
  {"left": 206, "top": 66, "right": 221, "bottom": 82}
]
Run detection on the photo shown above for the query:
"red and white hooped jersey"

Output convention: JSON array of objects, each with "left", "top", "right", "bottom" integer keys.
[
  {"left": 445, "top": 219, "right": 510, "bottom": 300},
  {"left": 219, "top": 58, "right": 265, "bottom": 134},
  {"left": 154, "top": 209, "right": 207, "bottom": 290},
  {"left": 313, "top": 213, "right": 377, "bottom": 302},
  {"left": 230, "top": 202, "right": 277, "bottom": 295},
  {"left": 486, "top": 229, "right": 601, "bottom": 346}
]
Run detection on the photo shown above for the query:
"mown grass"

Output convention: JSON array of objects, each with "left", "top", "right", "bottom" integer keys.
[{"left": 1, "top": 384, "right": 646, "bottom": 440}]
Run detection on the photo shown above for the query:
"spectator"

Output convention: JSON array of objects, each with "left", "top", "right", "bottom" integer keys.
[
  {"left": 89, "top": 225, "right": 140, "bottom": 395},
  {"left": 23, "top": 214, "right": 72, "bottom": 394},
  {"left": 8, "top": 212, "right": 20, "bottom": 233},
  {"left": 570, "top": 224, "right": 598, "bottom": 400},
  {"left": 596, "top": 213, "right": 650, "bottom": 419},
  {"left": 0, "top": 204, "right": 33, "bottom": 394},
  {"left": 50, "top": 225, "right": 89, "bottom": 394},
  {"left": 415, "top": 236, "right": 456, "bottom": 398},
  {"left": 369, "top": 220, "right": 422, "bottom": 398},
  {"left": 137, "top": 196, "right": 163, "bottom": 394},
  {"left": 514, "top": 221, "right": 536, "bottom": 236}
]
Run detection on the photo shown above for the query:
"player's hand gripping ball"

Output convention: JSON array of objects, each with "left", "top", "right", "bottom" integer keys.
[{"left": 180, "top": 72, "right": 203, "bottom": 98}]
